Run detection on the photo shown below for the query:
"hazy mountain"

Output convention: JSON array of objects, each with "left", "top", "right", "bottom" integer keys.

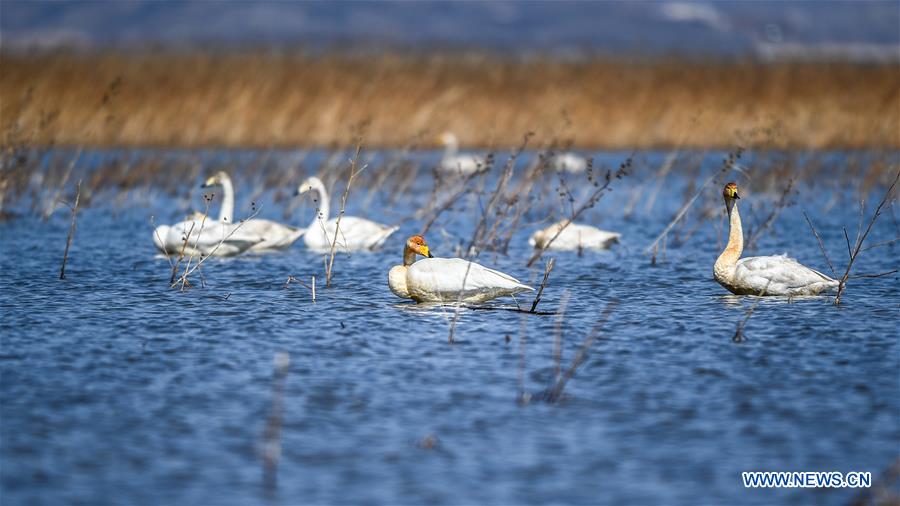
[{"left": 2, "top": 1, "right": 898, "bottom": 60}]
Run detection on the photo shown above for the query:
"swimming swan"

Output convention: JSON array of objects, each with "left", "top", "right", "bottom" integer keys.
[
  {"left": 529, "top": 220, "right": 621, "bottom": 251},
  {"left": 296, "top": 177, "right": 398, "bottom": 252},
  {"left": 549, "top": 152, "right": 588, "bottom": 173},
  {"left": 201, "top": 172, "right": 305, "bottom": 252},
  {"left": 389, "top": 235, "right": 534, "bottom": 303},
  {"left": 714, "top": 182, "right": 838, "bottom": 296},
  {"left": 152, "top": 217, "right": 263, "bottom": 257},
  {"left": 438, "top": 132, "right": 487, "bottom": 175}
]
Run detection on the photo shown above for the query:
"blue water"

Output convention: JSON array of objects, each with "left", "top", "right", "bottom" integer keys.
[{"left": 1, "top": 149, "right": 898, "bottom": 505}]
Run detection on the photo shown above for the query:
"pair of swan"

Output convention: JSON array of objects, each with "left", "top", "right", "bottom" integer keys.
[
  {"left": 152, "top": 218, "right": 265, "bottom": 257},
  {"left": 529, "top": 220, "right": 621, "bottom": 251},
  {"left": 153, "top": 172, "right": 396, "bottom": 256},
  {"left": 438, "top": 133, "right": 588, "bottom": 175},
  {"left": 714, "top": 182, "right": 838, "bottom": 296},
  {"left": 152, "top": 172, "right": 304, "bottom": 257},
  {"left": 389, "top": 235, "right": 533, "bottom": 303}
]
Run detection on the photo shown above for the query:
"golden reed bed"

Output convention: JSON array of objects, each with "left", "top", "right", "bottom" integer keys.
[{"left": 1, "top": 51, "right": 898, "bottom": 149}]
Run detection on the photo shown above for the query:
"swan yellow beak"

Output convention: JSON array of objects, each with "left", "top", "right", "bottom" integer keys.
[
  {"left": 201, "top": 176, "right": 217, "bottom": 188},
  {"left": 421, "top": 245, "right": 432, "bottom": 258}
]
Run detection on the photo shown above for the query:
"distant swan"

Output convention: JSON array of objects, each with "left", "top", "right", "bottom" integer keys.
[
  {"left": 296, "top": 177, "right": 398, "bottom": 252},
  {"left": 438, "top": 132, "right": 487, "bottom": 175},
  {"left": 389, "top": 235, "right": 533, "bottom": 303},
  {"left": 152, "top": 217, "right": 263, "bottom": 257},
  {"left": 714, "top": 182, "right": 838, "bottom": 296},
  {"left": 529, "top": 220, "right": 621, "bottom": 251},
  {"left": 201, "top": 171, "right": 305, "bottom": 252},
  {"left": 549, "top": 152, "right": 588, "bottom": 173}
]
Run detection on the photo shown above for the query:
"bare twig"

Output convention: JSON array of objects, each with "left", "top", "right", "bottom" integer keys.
[
  {"left": 848, "top": 270, "right": 897, "bottom": 279},
  {"left": 58, "top": 179, "right": 81, "bottom": 280},
  {"left": 834, "top": 169, "right": 900, "bottom": 305},
  {"left": 326, "top": 142, "right": 366, "bottom": 288},
  {"left": 529, "top": 258, "right": 555, "bottom": 312},
  {"left": 645, "top": 148, "right": 742, "bottom": 258},
  {"left": 861, "top": 236, "right": 900, "bottom": 252},
  {"left": 802, "top": 210, "right": 837, "bottom": 278},
  {"left": 745, "top": 177, "right": 795, "bottom": 250},
  {"left": 171, "top": 205, "right": 261, "bottom": 289}
]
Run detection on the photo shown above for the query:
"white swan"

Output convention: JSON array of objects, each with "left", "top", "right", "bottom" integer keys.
[
  {"left": 549, "top": 152, "right": 588, "bottom": 173},
  {"left": 438, "top": 132, "right": 487, "bottom": 175},
  {"left": 152, "top": 217, "right": 263, "bottom": 257},
  {"left": 389, "top": 235, "right": 533, "bottom": 303},
  {"left": 201, "top": 172, "right": 305, "bottom": 252},
  {"left": 529, "top": 220, "right": 620, "bottom": 251},
  {"left": 296, "top": 177, "right": 398, "bottom": 252},
  {"left": 714, "top": 182, "right": 839, "bottom": 296}
]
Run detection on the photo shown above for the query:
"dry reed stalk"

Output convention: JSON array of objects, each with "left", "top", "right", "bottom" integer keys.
[
  {"left": 43, "top": 148, "right": 82, "bottom": 220},
  {"left": 170, "top": 195, "right": 212, "bottom": 286},
  {"left": 645, "top": 148, "right": 742, "bottom": 261},
  {"left": 172, "top": 205, "right": 261, "bottom": 289},
  {"left": 325, "top": 142, "right": 366, "bottom": 288},
  {"left": 58, "top": 179, "right": 81, "bottom": 280},
  {"left": 418, "top": 168, "right": 484, "bottom": 236},
  {"left": 834, "top": 168, "right": 900, "bottom": 305},
  {"left": 745, "top": 177, "right": 796, "bottom": 250},
  {"left": 529, "top": 258, "right": 555, "bottom": 313},
  {"left": 801, "top": 210, "right": 837, "bottom": 278}
]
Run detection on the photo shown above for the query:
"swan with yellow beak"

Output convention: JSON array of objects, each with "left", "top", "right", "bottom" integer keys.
[{"left": 389, "top": 235, "right": 533, "bottom": 303}]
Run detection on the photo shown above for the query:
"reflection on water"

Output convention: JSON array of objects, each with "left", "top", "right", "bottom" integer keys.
[{"left": 1, "top": 149, "right": 898, "bottom": 505}]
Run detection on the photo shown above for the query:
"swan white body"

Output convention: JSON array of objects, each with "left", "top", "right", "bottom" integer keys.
[
  {"left": 714, "top": 184, "right": 838, "bottom": 296},
  {"left": 438, "top": 132, "right": 486, "bottom": 175},
  {"left": 550, "top": 152, "right": 588, "bottom": 173},
  {"left": 203, "top": 172, "right": 305, "bottom": 252},
  {"left": 529, "top": 220, "right": 621, "bottom": 251},
  {"left": 298, "top": 177, "right": 398, "bottom": 252},
  {"left": 390, "top": 258, "right": 533, "bottom": 303},
  {"left": 152, "top": 219, "right": 263, "bottom": 257}
]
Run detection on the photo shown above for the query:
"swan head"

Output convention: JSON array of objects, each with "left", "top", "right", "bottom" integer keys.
[
  {"left": 202, "top": 171, "right": 230, "bottom": 188},
  {"left": 406, "top": 235, "right": 433, "bottom": 259},
  {"left": 723, "top": 182, "right": 740, "bottom": 200},
  {"left": 296, "top": 180, "right": 313, "bottom": 196},
  {"left": 295, "top": 177, "right": 323, "bottom": 196},
  {"left": 723, "top": 182, "right": 740, "bottom": 214},
  {"left": 436, "top": 132, "right": 458, "bottom": 146}
]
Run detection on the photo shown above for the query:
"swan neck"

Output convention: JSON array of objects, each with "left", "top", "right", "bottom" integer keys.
[
  {"left": 444, "top": 138, "right": 458, "bottom": 159},
  {"left": 403, "top": 246, "right": 417, "bottom": 266},
  {"left": 219, "top": 176, "right": 235, "bottom": 224},
  {"left": 717, "top": 199, "right": 743, "bottom": 269},
  {"left": 308, "top": 178, "right": 329, "bottom": 229}
]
